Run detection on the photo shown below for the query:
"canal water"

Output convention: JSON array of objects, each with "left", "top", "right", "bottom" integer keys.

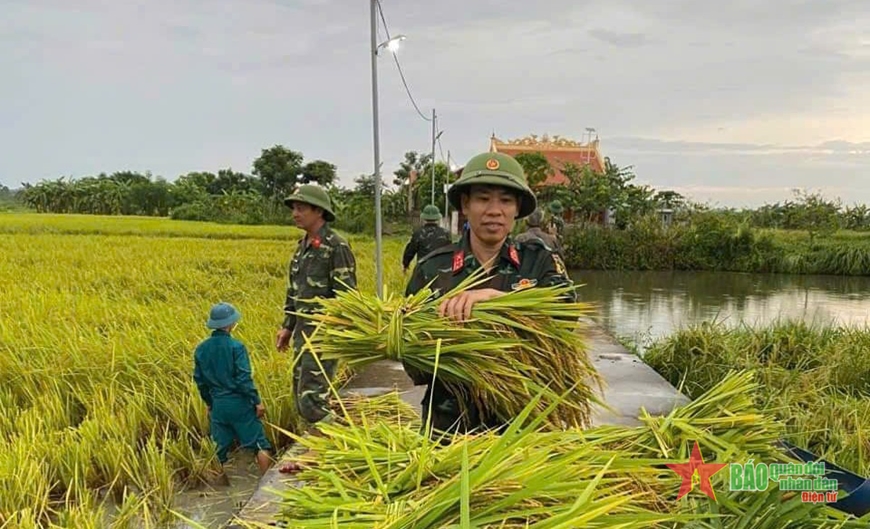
[{"left": 571, "top": 270, "right": 870, "bottom": 351}]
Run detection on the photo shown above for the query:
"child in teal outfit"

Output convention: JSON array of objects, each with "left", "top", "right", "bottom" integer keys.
[{"left": 193, "top": 302, "right": 272, "bottom": 475}]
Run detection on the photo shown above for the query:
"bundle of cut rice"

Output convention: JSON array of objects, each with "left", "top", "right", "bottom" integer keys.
[
  {"left": 294, "top": 270, "right": 602, "bottom": 429},
  {"left": 265, "top": 373, "right": 860, "bottom": 529}
]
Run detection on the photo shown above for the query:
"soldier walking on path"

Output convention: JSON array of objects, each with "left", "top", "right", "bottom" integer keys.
[
  {"left": 403, "top": 152, "right": 575, "bottom": 436},
  {"left": 402, "top": 204, "right": 451, "bottom": 273},
  {"left": 275, "top": 184, "right": 357, "bottom": 473},
  {"left": 515, "top": 208, "right": 562, "bottom": 256}
]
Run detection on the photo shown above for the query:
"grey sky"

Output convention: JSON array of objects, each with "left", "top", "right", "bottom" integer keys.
[{"left": 2, "top": 0, "right": 868, "bottom": 207}]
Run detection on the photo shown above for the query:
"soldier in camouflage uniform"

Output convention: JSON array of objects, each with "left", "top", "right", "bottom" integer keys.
[
  {"left": 275, "top": 185, "right": 357, "bottom": 435},
  {"left": 515, "top": 208, "right": 562, "bottom": 257},
  {"left": 547, "top": 200, "right": 566, "bottom": 244},
  {"left": 402, "top": 204, "right": 451, "bottom": 273},
  {"left": 403, "top": 152, "right": 575, "bottom": 436}
]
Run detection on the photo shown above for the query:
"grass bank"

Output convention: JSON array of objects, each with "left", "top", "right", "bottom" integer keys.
[
  {"left": 645, "top": 320, "right": 870, "bottom": 477},
  {"left": 563, "top": 215, "right": 870, "bottom": 275},
  {"left": 0, "top": 213, "right": 409, "bottom": 526}
]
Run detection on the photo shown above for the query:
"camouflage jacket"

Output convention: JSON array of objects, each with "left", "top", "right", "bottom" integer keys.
[
  {"left": 402, "top": 224, "right": 452, "bottom": 269},
  {"left": 404, "top": 232, "right": 575, "bottom": 385},
  {"left": 282, "top": 225, "right": 357, "bottom": 334},
  {"left": 515, "top": 227, "right": 562, "bottom": 256}
]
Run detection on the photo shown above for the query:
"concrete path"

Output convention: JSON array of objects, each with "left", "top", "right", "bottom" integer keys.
[{"left": 229, "top": 321, "right": 688, "bottom": 527}]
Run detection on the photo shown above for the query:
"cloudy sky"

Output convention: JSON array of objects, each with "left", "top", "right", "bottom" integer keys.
[{"left": 2, "top": 0, "right": 869, "bottom": 207}]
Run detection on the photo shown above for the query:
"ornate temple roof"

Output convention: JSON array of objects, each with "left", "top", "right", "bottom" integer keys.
[{"left": 489, "top": 133, "right": 605, "bottom": 185}]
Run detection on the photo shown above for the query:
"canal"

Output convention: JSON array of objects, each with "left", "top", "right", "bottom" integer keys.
[{"left": 571, "top": 270, "right": 870, "bottom": 351}]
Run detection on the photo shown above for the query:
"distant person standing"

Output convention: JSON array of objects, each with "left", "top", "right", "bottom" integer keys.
[
  {"left": 516, "top": 208, "right": 562, "bottom": 256},
  {"left": 402, "top": 204, "right": 451, "bottom": 273}
]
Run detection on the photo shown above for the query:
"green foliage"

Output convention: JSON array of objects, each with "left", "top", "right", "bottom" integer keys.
[
  {"left": 329, "top": 174, "right": 408, "bottom": 235},
  {"left": 251, "top": 145, "right": 304, "bottom": 200},
  {"left": 411, "top": 162, "right": 451, "bottom": 215},
  {"left": 392, "top": 151, "right": 432, "bottom": 216},
  {"left": 537, "top": 157, "right": 657, "bottom": 227},
  {"left": 749, "top": 189, "right": 845, "bottom": 237},
  {"left": 563, "top": 210, "right": 870, "bottom": 276},
  {"left": 16, "top": 144, "right": 348, "bottom": 228},
  {"left": 301, "top": 160, "right": 337, "bottom": 187},
  {"left": 513, "top": 151, "right": 553, "bottom": 188},
  {"left": 0, "top": 185, "right": 23, "bottom": 212}
]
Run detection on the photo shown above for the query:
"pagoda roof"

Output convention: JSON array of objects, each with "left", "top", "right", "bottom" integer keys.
[{"left": 489, "top": 133, "right": 605, "bottom": 185}]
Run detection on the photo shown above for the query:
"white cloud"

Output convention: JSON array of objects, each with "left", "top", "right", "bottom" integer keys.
[{"left": 1, "top": 0, "right": 869, "bottom": 208}]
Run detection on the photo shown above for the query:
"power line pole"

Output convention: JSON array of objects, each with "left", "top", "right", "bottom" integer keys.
[
  {"left": 444, "top": 150, "right": 452, "bottom": 232},
  {"left": 430, "top": 108, "right": 436, "bottom": 206}
]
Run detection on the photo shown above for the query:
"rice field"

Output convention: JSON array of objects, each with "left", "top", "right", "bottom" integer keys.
[
  {"left": 0, "top": 213, "right": 408, "bottom": 527},
  {"left": 645, "top": 320, "right": 870, "bottom": 476}
]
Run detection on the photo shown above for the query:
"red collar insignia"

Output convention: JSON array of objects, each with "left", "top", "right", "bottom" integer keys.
[
  {"left": 508, "top": 244, "right": 520, "bottom": 267},
  {"left": 310, "top": 236, "right": 321, "bottom": 249},
  {"left": 452, "top": 250, "right": 464, "bottom": 273}
]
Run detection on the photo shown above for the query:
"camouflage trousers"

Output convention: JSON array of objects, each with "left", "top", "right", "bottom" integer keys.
[{"left": 292, "top": 329, "right": 337, "bottom": 424}]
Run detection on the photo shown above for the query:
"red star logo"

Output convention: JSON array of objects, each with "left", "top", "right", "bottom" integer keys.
[{"left": 665, "top": 441, "right": 727, "bottom": 501}]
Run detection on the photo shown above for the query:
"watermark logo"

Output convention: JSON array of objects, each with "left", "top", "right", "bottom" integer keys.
[
  {"left": 729, "top": 460, "right": 839, "bottom": 503},
  {"left": 665, "top": 442, "right": 839, "bottom": 504},
  {"left": 665, "top": 441, "right": 727, "bottom": 500}
]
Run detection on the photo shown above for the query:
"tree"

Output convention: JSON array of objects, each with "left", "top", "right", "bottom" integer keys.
[
  {"left": 788, "top": 189, "right": 841, "bottom": 245},
  {"left": 513, "top": 152, "right": 553, "bottom": 188},
  {"left": 393, "top": 151, "right": 433, "bottom": 214},
  {"left": 301, "top": 160, "right": 337, "bottom": 187},
  {"left": 212, "top": 168, "right": 259, "bottom": 195},
  {"left": 411, "top": 162, "right": 450, "bottom": 215},
  {"left": 110, "top": 171, "right": 151, "bottom": 186},
  {"left": 653, "top": 190, "right": 686, "bottom": 210},
  {"left": 252, "top": 145, "right": 303, "bottom": 201},
  {"left": 554, "top": 157, "right": 654, "bottom": 227},
  {"left": 352, "top": 173, "right": 379, "bottom": 198}
]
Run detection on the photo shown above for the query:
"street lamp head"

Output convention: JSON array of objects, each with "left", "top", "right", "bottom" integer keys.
[{"left": 377, "top": 34, "right": 407, "bottom": 54}]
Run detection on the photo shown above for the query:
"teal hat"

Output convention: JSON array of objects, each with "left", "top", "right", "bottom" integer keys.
[
  {"left": 421, "top": 204, "right": 441, "bottom": 221},
  {"left": 207, "top": 302, "right": 241, "bottom": 329}
]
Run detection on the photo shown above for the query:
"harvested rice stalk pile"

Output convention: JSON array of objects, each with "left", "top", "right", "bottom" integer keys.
[
  {"left": 296, "top": 270, "right": 602, "bottom": 429},
  {"left": 263, "top": 372, "right": 867, "bottom": 529}
]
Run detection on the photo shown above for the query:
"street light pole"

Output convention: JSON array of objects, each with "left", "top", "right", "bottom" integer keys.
[{"left": 370, "top": 0, "right": 383, "bottom": 299}]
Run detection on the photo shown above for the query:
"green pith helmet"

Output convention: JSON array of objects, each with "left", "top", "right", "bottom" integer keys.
[
  {"left": 284, "top": 184, "right": 335, "bottom": 222},
  {"left": 448, "top": 152, "right": 537, "bottom": 219},
  {"left": 548, "top": 200, "right": 564, "bottom": 215},
  {"left": 421, "top": 204, "right": 441, "bottom": 221}
]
